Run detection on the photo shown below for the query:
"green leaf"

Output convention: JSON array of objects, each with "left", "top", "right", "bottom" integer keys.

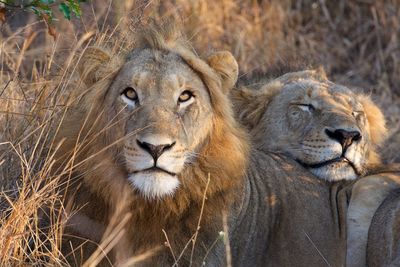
[
  {"left": 40, "top": 0, "right": 55, "bottom": 4},
  {"left": 58, "top": 2, "right": 71, "bottom": 20},
  {"left": 42, "top": 7, "right": 53, "bottom": 18},
  {"left": 39, "top": 4, "right": 51, "bottom": 12},
  {"left": 4, "top": 0, "right": 15, "bottom": 5},
  {"left": 30, "top": 6, "right": 41, "bottom": 16},
  {"left": 30, "top": 5, "right": 53, "bottom": 23},
  {"left": 68, "top": 0, "right": 81, "bottom": 18}
]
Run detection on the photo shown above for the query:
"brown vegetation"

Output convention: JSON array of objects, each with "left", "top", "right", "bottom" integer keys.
[{"left": 0, "top": 0, "right": 399, "bottom": 265}]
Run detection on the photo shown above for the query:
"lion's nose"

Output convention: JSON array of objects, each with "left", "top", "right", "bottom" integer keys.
[
  {"left": 136, "top": 139, "right": 176, "bottom": 161},
  {"left": 325, "top": 128, "right": 362, "bottom": 150}
]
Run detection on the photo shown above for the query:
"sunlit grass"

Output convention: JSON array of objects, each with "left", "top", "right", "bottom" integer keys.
[{"left": 0, "top": 0, "right": 400, "bottom": 265}]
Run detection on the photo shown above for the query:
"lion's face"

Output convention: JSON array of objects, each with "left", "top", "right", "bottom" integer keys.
[
  {"left": 108, "top": 50, "right": 214, "bottom": 198},
  {"left": 237, "top": 71, "right": 387, "bottom": 182},
  {"left": 266, "top": 81, "right": 371, "bottom": 180}
]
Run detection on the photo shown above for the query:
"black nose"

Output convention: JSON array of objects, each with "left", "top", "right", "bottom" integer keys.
[
  {"left": 325, "top": 128, "right": 362, "bottom": 150},
  {"left": 136, "top": 140, "right": 176, "bottom": 161}
]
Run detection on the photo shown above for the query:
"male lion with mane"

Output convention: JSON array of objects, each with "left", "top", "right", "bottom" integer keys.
[
  {"left": 233, "top": 69, "right": 400, "bottom": 267},
  {"left": 56, "top": 22, "right": 384, "bottom": 266}
]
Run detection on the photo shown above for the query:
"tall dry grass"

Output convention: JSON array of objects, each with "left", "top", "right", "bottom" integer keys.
[
  {"left": 0, "top": 0, "right": 400, "bottom": 265},
  {"left": 0, "top": 14, "right": 136, "bottom": 264}
]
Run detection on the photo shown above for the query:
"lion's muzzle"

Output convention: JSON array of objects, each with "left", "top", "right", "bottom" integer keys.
[
  {"left": 136, "top": 139, "right": 176, "bottom": 163},
  {"left": 325, "top": 128, "right": 362, "bottom": 152},
  {"left": 124, "top": 134, "right": 187, "bottom": 198}
]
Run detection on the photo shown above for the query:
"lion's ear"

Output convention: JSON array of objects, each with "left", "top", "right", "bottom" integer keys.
[
  {"left": 359, "top": 95, "right": 387, "bottom": 156},
  {"left": 233, "top": 81, "right": 282, "bottom": 129},
  {"left": 206, "top": 51, "right": 238, "bottom": 93},
  {"left": 314, "top": 66, "right": 328, "bottom": 81},
  {"left": 78, "top": 47, "right": 112, "bottom": 87}
]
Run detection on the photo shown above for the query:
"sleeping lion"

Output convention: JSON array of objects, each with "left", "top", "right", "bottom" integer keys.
[
  {"left": 233, "top": 68, "right": 386, "bottom": 182},
  {"left": 55, "top": 22, "right": 394, "bottom": 266},
  {"left": 233, "top": 68, "right": 400, "bottom": 267}
]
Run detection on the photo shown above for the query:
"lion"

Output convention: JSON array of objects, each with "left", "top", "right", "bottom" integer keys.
[
  {"left": 233, "top": 68, "right": 387, "bottom": 182},
  {"left": 367, "top": 186, "right": 400, "bottom": 267},
  {"left": 55, "top": 23, "right": 386, "bottom": 266},
  {"left": 56, "top": 22, "right": 248, "bottom": 266},
  {"left": 232, "top": 69, "right": 400, "bottom": 267}
]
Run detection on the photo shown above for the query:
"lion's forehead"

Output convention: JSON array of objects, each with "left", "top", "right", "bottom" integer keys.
[
  {"left": 283, "top": 80, "right": 363, "bottom": 111},
  {"left": 116, "top": 56, "right": 206, "bottom": 99},
  {"left": 122, "top": 52, "right": 200, "bottom": 82}
]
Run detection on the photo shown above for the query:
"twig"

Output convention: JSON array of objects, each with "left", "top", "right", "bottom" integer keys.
[
  {"left": 0, "top": 110, "right": 33, "bottom": 117},
  {"left": 119, "top": 247, "right": 162, "bottom": 267},
  {"left": 162, "top": 229, "right": 177, "bottom": 264},
  {"left": 172, "top": 173, "right": 212, "bottom": 266},
  {"left": 303, "top": 230, "right": 331, "bottom": 267},
  {"left": 0, "top": 79, "right": 11, "bottom": 97},
  {"left": 203, "top": 236, "right": 223, "bottom": 265},
  {"left": 222, "top": 211, "right": 232, "bottom": 267},
  {"left": 189, "top": 173, "right": 211, "bottom": 266}
]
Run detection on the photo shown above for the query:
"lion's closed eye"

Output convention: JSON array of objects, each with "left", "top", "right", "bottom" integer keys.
[
  {"left": 295, "top": 103, "right": 315, "bottom": 112},
  {"left": 352, "top": 111, "right": 364, "bottom": 119}
]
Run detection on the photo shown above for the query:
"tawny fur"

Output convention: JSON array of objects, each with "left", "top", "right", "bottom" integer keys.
[
  {"left": 56, "top": 22, "right": 352, "bottom": 267},
  {"left": 54, "top": 22, "right": 397, "bottom": 267},
  {"left": 232, "top": 69, "right": 387, "bottom": 181},
  {"left": 347, "top": 172, "right": 400, "bottom": 267},
  {"left": 232, "top": 70, "right": 400, "bottom": 267},
  {"left": 56, "top": 21, "right": 249, "bottom": 266},
  {"left": 367, "top": 186, "right": 400, "bottom": 267}
]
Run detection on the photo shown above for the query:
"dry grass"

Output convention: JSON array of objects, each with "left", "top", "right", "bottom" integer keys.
[{"left": 0, "top": 0, "right": 400, "bottom": 265}]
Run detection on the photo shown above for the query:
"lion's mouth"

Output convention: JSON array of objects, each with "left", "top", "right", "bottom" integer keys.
[
  {"left": 132, "top": 166, "right": 176, "bottom": 176},
  {"left": 299, "top": 157, "right": 360, "bottom": 175}
]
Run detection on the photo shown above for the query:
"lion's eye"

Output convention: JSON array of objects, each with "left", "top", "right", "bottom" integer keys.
[
  {"left": 178, "top": 90, "right": 193, "bottom": 103},
  {"left": 178, "top": 90, "right": 195, "bottom": 108},
  {"left": 122, "top": 87, "right": 138, "bottom": 101},
  {"left": 297, "top": 104, "right": 315, "bottom": 112},
  {"left": 352, "top": 111, "right": 364, "bottom": 119},
  {"left": 121, "top": 87, "right": 139, "bottom": 107}
]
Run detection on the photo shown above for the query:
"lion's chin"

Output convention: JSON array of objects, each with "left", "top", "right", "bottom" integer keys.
[
  {"left": 308, "top": 162, "right": 358, "bottom": 181},
  {"left": 128, "top": 172, "right": 180, "bottom": 199}
]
